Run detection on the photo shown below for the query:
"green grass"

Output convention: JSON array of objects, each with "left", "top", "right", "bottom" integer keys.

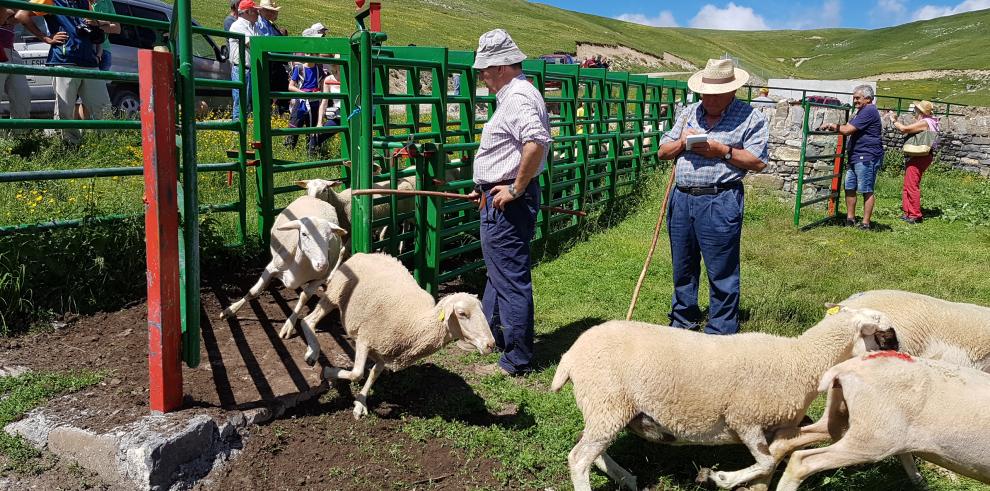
[
  {"left": 189, "top": 0, "right": 990, "bottom": 104},
  {"left": 0, "top": 370, "right": 103, "bottom": 475},
  {"left": 385, "top": 165, "right": 990, "bottom": 490}
]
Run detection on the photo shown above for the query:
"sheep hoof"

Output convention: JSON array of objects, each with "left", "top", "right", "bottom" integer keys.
[
  {"left": 695, "top": 467, "right": 713, "bottom": 485},
  {"left": 278, "top": 322, "right": 296, "bottom": 339},
  {"left": 352, "top": 401, "right": 368, "bottom": 420},
  {"left": 220, "top": 308, "right": 233, "bottom": 319},
  {"left": 304, "top": 347, "right": 318, "bottom": 366}
]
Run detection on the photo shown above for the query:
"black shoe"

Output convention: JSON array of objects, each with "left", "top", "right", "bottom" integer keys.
[
  {"left": 857, "top": 222, "right": 872, "bottom": 230},
  {"left": 900, "top": 215, "right": 922, "bottom": 224},
  {"left": 845, "top": 218, "right": 856, "bottom": 227}
]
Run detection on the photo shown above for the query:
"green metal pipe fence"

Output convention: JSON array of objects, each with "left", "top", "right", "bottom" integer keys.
[{"left": 740, "top": 84, "right": 967, "bottom": 117}]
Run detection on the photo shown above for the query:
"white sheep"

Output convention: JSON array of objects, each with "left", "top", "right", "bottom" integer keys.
[
  {"left": 839, "top": 290, "right": 990, "bottom": 371},
  {"left": 297, "top": 252, "right": 496, "bottom": 419},
  {"left": 221, "top": 196, "right": 347, "bottom": 353},
  {"left": 775, "top": 352, "right": 990, "bottom": 490},
  {"left": 298, "top": 176, "right": 416, "bottom": 243},
  {"left": 549, "top": 307, "right": 895, "bottom": 491}
]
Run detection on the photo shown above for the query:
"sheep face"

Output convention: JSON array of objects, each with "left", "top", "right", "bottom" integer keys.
[
  {"left": 843, "top": 307, "right": 897, "bottom": 356},
  {"left": 277, "top": 217, "right": 347, "bottom": 273},
  {"left": 439, "top": 293, "right": 495, "bottom": 354},
  {"left": 297, "top": 179, "right": 343, "bottom": 202}
]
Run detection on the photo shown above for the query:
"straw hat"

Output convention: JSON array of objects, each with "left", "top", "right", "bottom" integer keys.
[
  {"left": 472, "top": 29, "right": 527, "bottom": 69},
  {"left": 687, "top": 59, "right": 750, "bottom": 95},
  {"left": 258, "top": 0, "right": 280, "bottom": 11},
  {"left": 914, "top": 100, "right": 934, "bottom": 116}
]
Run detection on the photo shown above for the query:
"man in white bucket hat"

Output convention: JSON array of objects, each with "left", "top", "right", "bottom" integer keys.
[
  {"left": 466, "top": 28, "right": 551, "bottom": 376},
  {"left": 657, "top": 58, "right": 769, "bottom": 336}
]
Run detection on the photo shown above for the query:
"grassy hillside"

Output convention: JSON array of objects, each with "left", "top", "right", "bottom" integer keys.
[{"left": 190, "top": 0, "right": 990, "bottom": 105}]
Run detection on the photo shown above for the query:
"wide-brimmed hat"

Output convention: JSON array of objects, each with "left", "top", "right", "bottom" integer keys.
[
  {"left": 687, "top": 59, "right": 750, "bottom": 95},
  {"left": 258, "top": 0, "right": 280, "bottom": 11},
  {"left": 913, "top": 100, "right": 934, "bottom": 116},
  {"left": 472, "top": 29, "right": 527, "bottom": 70}
]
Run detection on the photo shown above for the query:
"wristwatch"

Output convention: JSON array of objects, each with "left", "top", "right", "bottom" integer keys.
[
  {"left": 508, "top": 183, "right": 521, "bottom": 198},
  {"left": 723, "top": 147, "right": 732, "bottom": 161}
]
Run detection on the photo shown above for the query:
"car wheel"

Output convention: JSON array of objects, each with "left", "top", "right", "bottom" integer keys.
[{"left": 111, "top": 88, "right": 140, "bottom": 118}]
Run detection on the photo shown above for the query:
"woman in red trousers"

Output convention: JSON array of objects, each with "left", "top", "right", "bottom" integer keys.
[{"left": 889, "top": 100, "right": 940, "bottom": 224}]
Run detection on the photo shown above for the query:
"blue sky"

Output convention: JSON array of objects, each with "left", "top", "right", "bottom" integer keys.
[{"left": 537, "top": 0, "right": 990, "bottom": 30}]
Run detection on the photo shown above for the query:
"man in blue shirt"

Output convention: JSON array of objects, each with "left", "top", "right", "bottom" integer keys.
[
  {"left": 821, "top": 84, "right": 884, "bottom": 230},
  {"left": 17, "top": 0, "right": 110, "bottom": 144},
  {"left": 657, "top": 59, "right": 769, "bottom": 335},
  {"left": 255, "top": 0, "right": 288, "bottom": 115}
]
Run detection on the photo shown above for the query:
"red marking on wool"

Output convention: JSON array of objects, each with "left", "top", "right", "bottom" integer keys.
[{"left": 864, "top": 351, "right": 914, "bottom": 362}]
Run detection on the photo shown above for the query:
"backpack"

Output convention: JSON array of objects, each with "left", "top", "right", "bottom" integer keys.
[{"left": 902, "top": 130, "right": 937, "bottom": 157}]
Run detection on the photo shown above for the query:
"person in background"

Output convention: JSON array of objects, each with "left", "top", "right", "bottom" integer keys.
[
  {"left": 656, "top": 58, "right": 769, "bottom": 335},
  {"left": 889, "top": 100, "right": 940, "bottom": 224},
  {"left": 76, "top": 0, "right": 119, "bottom": 119},
  {"left": 223, "top": 0, "right": 238, "bottom": 31},
  {"left": 255, "top": 0, "right": 288, "bottom": 115},
  {"left": 314, "top": 53, "right": 342, "bottom": 153},
  {"left": 227, "top": 0, "right": 257, "bottom": 120},
  {"left": 465, "top": 29, "right": 551, "bottom": 376},
  {"left": 0, "top": 7, "right": 30, "bottom": 130},
  {"left": 820, "top": 84, "right": 884, "bottom": 230},
  {"left": 750, "top": 87, "right": 775, "bottom": 108},
  {"left": 284, "top": 27, "right": 325, "bottom": 151},
  {"left": 16, "top": 0, "right": 110, "bottom": 144}
]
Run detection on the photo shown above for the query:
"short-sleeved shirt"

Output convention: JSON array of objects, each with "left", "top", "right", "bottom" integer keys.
[
  {"left": 227, "top": 17, "right": 256, "bottom": 66},
  {"left": 89, "top": 0, "right": 114, "bottom": 53},
  {"left": 847, "top": 103, "right": 884, "bottom": 163},
  {"left": 290, "top": 64, "right": 321, "bottom": 92},
  {"left": 473, "top": 75, "right": 552, "bottom": 185},
  {"left": 660, "top": 98, "right": 769, "bottom": 187},
  {"left": 254, "top": 16, "right": 279, "bottom": 37},
  {"left": 30, "top": 0, "right": 100, "bottom": 67}
]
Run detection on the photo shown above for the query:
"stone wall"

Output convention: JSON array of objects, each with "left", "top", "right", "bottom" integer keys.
[{"left": 745, "top": 102, "right": 990, "bottom": 196}]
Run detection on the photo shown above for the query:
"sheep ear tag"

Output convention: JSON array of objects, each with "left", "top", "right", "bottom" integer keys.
[
  {"left": 438, "top": 309, "right": 446, "bottom": 322},
  {"left": 826, "top": 306, "right": 841, "bottom": 316}
]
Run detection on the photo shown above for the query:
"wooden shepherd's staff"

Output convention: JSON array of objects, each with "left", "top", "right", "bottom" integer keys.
[
  {"left": 625, "top": 165, "right": 677, "bottom": 321},
  {"left": 350, "top": 188, "right": 588, "bottom": 217}
]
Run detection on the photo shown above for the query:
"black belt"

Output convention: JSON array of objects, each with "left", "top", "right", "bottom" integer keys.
[
  {"left": 676, "top": 181, "right": 742, "bottom": 196},
  {"left": 476, "top": 179, "right": 515, "bottom": 192}
]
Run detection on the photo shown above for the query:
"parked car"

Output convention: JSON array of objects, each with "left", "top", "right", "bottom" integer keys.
[
  {"left": 3, "top": 0, "right": 230, "bottom": 118},
  {"left": 538, "top": 53, "right": 575, "bottom": 91}
]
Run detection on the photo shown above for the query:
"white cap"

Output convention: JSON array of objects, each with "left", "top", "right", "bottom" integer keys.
[
  {"left": 310, "top": 22, "right": 327, "bottom": 33},
  {"left": 472, "top": 29, "right": 526, "bottom": 70}
]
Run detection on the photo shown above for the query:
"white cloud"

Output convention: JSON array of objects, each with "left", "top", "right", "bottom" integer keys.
[
  {"left": 689, "top": 3, "right": 769, "bottom": 30},
  {"left": 912, "top": 0, "right": 990, "bottom": 20},
  {"left": 876, "top": 0, "right": 907, "bottom": 16},
  {"left": 788, "top": 0, "right": 843, "bottom": 29},
  {"left": 615, "top": 11, "right": 679, "bottom": 27}
]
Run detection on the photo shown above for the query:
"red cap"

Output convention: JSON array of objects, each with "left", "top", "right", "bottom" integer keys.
[{"left": 237, "top": 0, "right": 256, "bottom": 11}]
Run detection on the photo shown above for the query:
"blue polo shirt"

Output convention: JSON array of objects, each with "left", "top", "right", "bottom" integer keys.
[
  {"left": 847, "top": 104, "right": 884, "bottom": 163},
  {"left": 39, "top": 0, "right": 101, "bottom": 67}
]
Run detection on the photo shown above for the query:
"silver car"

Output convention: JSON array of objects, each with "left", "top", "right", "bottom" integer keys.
[{"left": 4, "top": 0, "right": 231, "bottom": 118}]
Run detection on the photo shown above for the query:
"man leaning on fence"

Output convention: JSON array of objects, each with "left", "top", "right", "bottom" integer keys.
[
  {"left": 16, "top": 0, "right": 111, "bottom": 144},
  {"left": 227, "top": 0, "right": 258, "bottom": 120},
  {"left": 657, "top": 59, "right": 769, "bottom": 336},
  {"left": 465, "top": 29, "right": 551, "bottom": 377}
]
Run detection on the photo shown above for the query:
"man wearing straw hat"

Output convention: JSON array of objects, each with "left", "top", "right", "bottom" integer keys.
[
  {"left": 466, "top": 29, "right": 551, "bottom": 376},
  {"left": 657, "top": 59, "right": 769, "bottom": 335}
]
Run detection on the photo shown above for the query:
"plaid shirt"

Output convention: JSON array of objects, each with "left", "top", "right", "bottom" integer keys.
[
  {"left": 473, "top": 75, "right": 552, "bottom": 185},
  {"left": 660, "top": 99, "right": 769, "bottom": 187}
]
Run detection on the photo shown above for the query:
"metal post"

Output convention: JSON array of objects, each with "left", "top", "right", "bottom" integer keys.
[
  {"left": 794, "top": 99, "right": 812, "bottom": 227},
  {"left": 140, "top": 49, "right": 183, "bottom": 413},
  {"left": 175, "top": 0, "right": 199, "bottom": 368},
  {"left": 350, "top": 29, "right": 374, "bottom": 253}
]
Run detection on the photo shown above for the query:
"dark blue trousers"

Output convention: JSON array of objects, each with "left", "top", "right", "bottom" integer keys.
[
  {"left": 667, "top": 186, "right": 744, "bottom": 335},
  {"left": 480, "top": 181, "right": 540, "bottom": 374}
]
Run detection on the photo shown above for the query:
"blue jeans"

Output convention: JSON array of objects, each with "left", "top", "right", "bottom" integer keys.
[
  {"left": 99, "top": 50, "right": 112, "bottom": 71},
  {"left": 480, "top": 180, "right": 540, "bottom": 373},
  {"left": 667, "top": 185, "right": 744, "bottom": 335},
  {"left": 231, "top": 65, "right": 251, "bottom": 120},
  {"left": 845, "top": 157, "right": 882, "bottom": 194}
]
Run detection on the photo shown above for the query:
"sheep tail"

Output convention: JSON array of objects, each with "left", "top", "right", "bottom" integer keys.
[
  {"left": 550, "top": 350, "right": 572, "bottom": 392},
  {"left": 817, "top": 362, "right": 852, "bottom": 393}
]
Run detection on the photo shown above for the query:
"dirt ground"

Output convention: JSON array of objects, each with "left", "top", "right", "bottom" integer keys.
[{"left": 0, "top": 269, "right": 510, "bottom": 490}]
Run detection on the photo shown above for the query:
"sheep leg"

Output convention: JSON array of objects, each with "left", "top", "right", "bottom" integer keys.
[
  {"left": 323, "top": 339, "right": 369, "bottom": 382},
  {"left": 298, "top": 293, "right": 338, "bottom": 366},
  {"left": 593, "top": 452, "right": 638, "bottom": 491},
  {"left": 776, "top": 440, "right": 876, "bottom": 491},
  {"left": 568, "top": 436, "right": 612, "bottom": 491},
  {"left": 352, "top": 356, "right": 385, "bottom": 420},
  {"left": 221, "top": 263, "right": 275, "bottom": 319},
  {"left": 709, "top": 426, "right": 775, "bottom": 489},
  {"left": 897, "top": 453, "right": 927, "bottom": 486},
  {"left": 279, "top": 279, "right": 321, "bottom": 339},
  {"left": 771, "top": 383, "right": 848, "bottom": 461}
]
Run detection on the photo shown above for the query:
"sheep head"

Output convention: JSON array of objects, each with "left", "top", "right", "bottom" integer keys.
[
  {"left": 833, "top": 306, "right": 897, "bottom": 356},
  {"left": 297, "top": 179, "right": 343, "bottom": 202},
  {"left": 277, "top": 217, "right": 347, "bottom": 273},
  {"left": 437, "top": 293, "right": 495, "bottom": 354},
  {"left": 825, "top": 303, "right": 900, "bottom": 354}
]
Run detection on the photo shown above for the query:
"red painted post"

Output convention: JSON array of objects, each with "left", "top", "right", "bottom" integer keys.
[
  {"left": 140, "top": 48, "right": 183, "bottom": 413},
  {"left": 369, "top": 1, "right": 382, "bottom": 32}
]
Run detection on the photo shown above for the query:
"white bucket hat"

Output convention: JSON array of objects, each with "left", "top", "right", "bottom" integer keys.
[
  {"left": 472, "top": 29, "right": 527, "bottom": 70},
  {"left": 687, "top": 58, "right": 750, "bottom": 95}
]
